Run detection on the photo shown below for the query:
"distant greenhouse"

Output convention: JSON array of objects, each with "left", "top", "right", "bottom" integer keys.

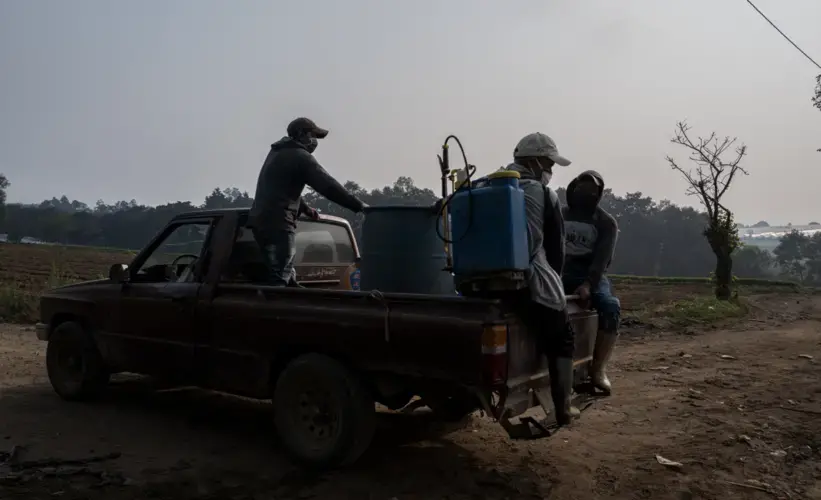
[{"left": 739, "top": 225, "right": 821, "bottom": 251}]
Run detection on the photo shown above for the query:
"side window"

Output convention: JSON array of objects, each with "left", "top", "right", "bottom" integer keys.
[
  {"left": 131, "top": 222, "right": 212, "bottom": 283},
  {"left": 295, "top": 221, "right": 354, "bottom": 265}
]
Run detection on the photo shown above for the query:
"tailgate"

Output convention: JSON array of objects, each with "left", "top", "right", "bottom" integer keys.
[
  {"left": 494, "top": 297, "right": 598, "bottom": 431},
  {"left": 506, "top": 298, "right": 598, "bottom": 384}
]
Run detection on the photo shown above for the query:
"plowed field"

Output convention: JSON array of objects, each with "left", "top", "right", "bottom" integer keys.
[{"left": 0, "top": 243, "right": 134, "bottom": 291}]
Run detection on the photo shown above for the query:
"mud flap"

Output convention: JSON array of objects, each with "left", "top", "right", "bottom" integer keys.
[{"left": 499, "top": 389, "right": 600, "bottom": 440}]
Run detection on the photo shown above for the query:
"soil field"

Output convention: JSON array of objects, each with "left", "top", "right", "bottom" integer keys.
[
  {"left": 1, "top": 291, "right": 820, "bottom": 499},
  {"left": 0, "top": 243, "right": 134, "bottom": 292}
]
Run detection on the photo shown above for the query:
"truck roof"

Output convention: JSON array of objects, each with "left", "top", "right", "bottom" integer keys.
[{"left": 171, "top": 207, "right": 352, "bottom": 227}]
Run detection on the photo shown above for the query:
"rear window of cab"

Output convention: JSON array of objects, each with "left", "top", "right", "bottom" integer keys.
[{"left": 236, "top": 220, "right": 355, "bottom": 265}]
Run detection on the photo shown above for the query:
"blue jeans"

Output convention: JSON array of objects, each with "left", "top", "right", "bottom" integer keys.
[
  {"left": 563, "top": 275, "right": 621, "bottom": 331},
  {"left": 251, "top": 228, "right": 296, "bottom": 287}
]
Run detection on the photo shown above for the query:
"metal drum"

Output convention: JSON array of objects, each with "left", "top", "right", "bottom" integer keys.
[{"left": 360, "top": 205, "right": 455, "bottom": 295}]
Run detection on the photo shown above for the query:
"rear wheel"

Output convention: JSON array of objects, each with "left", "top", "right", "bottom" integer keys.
[
  {"left": 273, "top": 353, "right": 376, "bottom": 470},
  {"left": 46, "top": 321, "right": 110, "bottom": 401}
]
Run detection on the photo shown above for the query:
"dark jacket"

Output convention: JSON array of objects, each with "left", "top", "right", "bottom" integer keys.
[
  {"left": 248, "top": 137, "right": 364, "bottom": 234},
  {"left": 562, "top": 170, "right": 618, "bottom": 287}
]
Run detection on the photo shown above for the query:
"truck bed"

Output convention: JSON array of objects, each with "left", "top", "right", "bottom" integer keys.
[
  {"left": 203, "top": 285, "right": 509, "bottom": 392},
  {"left": 203, "top": 285, "right": 597, "bottom": 428}
]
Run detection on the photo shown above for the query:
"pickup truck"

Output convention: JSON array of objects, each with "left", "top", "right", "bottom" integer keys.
[{"left": 36, "top": 208, "right": 599, "bottom": 469}]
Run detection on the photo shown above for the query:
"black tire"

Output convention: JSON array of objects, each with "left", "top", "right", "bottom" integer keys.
[
  {"left": 273, "top": 353, "right": 376, "bottom": 470},
  {"left": 46, "top": 321, "right": 110, "bottom": 402}
]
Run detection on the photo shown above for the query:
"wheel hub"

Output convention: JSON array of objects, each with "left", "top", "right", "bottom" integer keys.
[
  {"left": 58, "top": 349, "right": 84, "bottom": 378},
  {"left": 298, "top": 390, "right": 337, "bottom": 440}
]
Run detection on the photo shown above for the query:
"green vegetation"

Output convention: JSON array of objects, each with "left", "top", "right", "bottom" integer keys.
[
  {"left": 0, "top": 260, "right": 84, "bottom": 323},
  {"left": 660, "top": 296, "right": 748, "bottom": 327},
  {"left": 631, "top": 295, "right": 749, "bottom": 329},
  {"left": 610, "top": 274, "right": 800, "bottom": 288},
  {"left": 0, "top": 285, "right": 36, "bottom": 323}
]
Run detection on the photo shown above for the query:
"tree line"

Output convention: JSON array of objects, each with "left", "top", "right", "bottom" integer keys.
[{"left": 0, "top": 172, "right": 813, "bottom": 283}]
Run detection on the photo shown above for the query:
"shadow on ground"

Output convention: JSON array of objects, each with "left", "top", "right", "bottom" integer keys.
[{"left": 0, "top": 378, "right": 551, "bottom": 499}]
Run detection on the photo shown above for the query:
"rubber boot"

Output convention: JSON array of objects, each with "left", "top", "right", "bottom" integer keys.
[
  {"left": 548, "top": 356, "right": 581, "bottom": 426},
  {"left": 591, "top": 332, "right": 618, "bottom": 395}
]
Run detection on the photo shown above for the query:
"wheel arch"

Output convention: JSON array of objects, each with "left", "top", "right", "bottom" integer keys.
[
  {"left": 268, "top": 346, "right": 368, "bottom": 396},
  {"left": 47, "top": 313, "right": 92, "bottom": 340}
]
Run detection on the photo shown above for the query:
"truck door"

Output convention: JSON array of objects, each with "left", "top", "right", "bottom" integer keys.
[{"left": 106, "top": 218, "right": 215, "bottom": 381}]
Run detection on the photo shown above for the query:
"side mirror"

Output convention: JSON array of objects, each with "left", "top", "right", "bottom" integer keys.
[{"left": 108, "top": 264, "right": 129, "bottom": 284}]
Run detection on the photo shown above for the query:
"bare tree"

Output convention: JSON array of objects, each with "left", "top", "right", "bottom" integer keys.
[
  {"left": 665, "top": 121, "right": 748, "bottom": 300},
  {"left": 0, "top": 173, "right": 8, "bottom": 222},
  {"left": 813, "top": 75, "right": 821, "bottom": 112},
  {"left": 814, "top": 75, "right": 821, "bottom": 152}
]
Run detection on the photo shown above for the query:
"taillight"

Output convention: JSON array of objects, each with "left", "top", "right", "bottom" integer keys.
[{"left": 482, "top": 324, "right": 508, "bottom": 385}]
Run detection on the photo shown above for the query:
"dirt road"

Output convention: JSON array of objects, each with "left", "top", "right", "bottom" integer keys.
[{"left": 1, "top": 295, "right": 820, "bottom": 499}]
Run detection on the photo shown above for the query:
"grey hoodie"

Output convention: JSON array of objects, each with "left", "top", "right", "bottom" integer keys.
[
  {"left": 562, "top": 170, "right": 618, "bottom": 287},
  {"left": 248, "top": 137, "right": 364, "bottom": 234},
  {"left": 504, "top": 162, "right": 566, "bottom": 312}
]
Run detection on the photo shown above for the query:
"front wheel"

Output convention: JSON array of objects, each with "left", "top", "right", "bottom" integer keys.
[
  {"left": 46, "top": 321, "right": 110, "bottom": 401},
  {"left": 272, "top": 353, "right": 376, "bottom": 470}
]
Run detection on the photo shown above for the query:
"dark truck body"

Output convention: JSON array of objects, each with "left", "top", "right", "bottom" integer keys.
[{"left": 36, "top": 208, "right": 598, "bottom": 468}]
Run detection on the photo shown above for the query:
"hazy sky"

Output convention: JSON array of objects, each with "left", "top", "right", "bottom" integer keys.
[{"left": 1, "top": 1, "right": 819, "bottom": 224}]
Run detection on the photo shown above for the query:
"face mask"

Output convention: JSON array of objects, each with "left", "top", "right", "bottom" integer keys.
[
  {"left": 536, "top": 159, "right": 553, "bottom": 185},
  {"left": 571, "top": 190, "right": 598, "bottom": 210},
  {"left": 303, "top": 136, "right": 318, "bottom": 154}
]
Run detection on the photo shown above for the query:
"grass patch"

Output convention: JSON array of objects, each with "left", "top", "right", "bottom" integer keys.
[
  {"left": 0, "top": 285, "right": 37, "bottom": 323},
  {"left": 45, "top": 260, "right": 80, "bottom": 289},
  {"left": 0, "top": 260, "right": 84, "bottom": 324},
  {"left": 663, "top": 296, "right": 748, "bottom": 326},
  {"left": 632, "top": 295, "right": 748, "bottom": 329},
  {"left": 610, "top": 275, "right": 800, "bottom": 288}
]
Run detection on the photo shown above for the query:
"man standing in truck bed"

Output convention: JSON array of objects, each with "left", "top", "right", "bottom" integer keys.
[
  {"left": 562, "top": 170, "right": 620, "bottom": 395},
  {"left": 248, "top": 117, "right": 366, "bottom": 286}
]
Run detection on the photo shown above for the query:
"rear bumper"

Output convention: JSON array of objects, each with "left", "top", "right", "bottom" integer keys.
[
  {"left": 488, "top": 356, "right": 596, "bottom": 440},
  {"left": 501, "top": 356, "right": 593, "bottom": 417},
  {"left": 35, "top": 323, "right": 49, "bottom": 341}
]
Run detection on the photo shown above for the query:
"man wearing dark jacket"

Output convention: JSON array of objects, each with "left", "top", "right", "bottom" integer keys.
[
  {"left": 248, "top": 117, "right": 366, "bottom": 286},
  {"left": 562, "top": 170, "right": 620, "bottom": 395}
]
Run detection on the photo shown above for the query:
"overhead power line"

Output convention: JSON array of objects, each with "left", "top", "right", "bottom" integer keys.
[{"left": 745, "top": 0, "right": 821, "bottom": 70}]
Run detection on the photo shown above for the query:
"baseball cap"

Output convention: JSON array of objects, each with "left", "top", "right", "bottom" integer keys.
[
  {"left": 287, "top": 117, "right": 329, "bottom": 139},
  {"left": 513, "top": 132, "right": 571, "bottom": 166}
]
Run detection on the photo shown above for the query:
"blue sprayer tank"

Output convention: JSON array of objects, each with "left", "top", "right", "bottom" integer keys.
[
  {"left": 360, "top": 205, "right": 456, "bottom": 295},
  {"left": 449, "top": 170, "right": 529, "bottom": 278}
]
